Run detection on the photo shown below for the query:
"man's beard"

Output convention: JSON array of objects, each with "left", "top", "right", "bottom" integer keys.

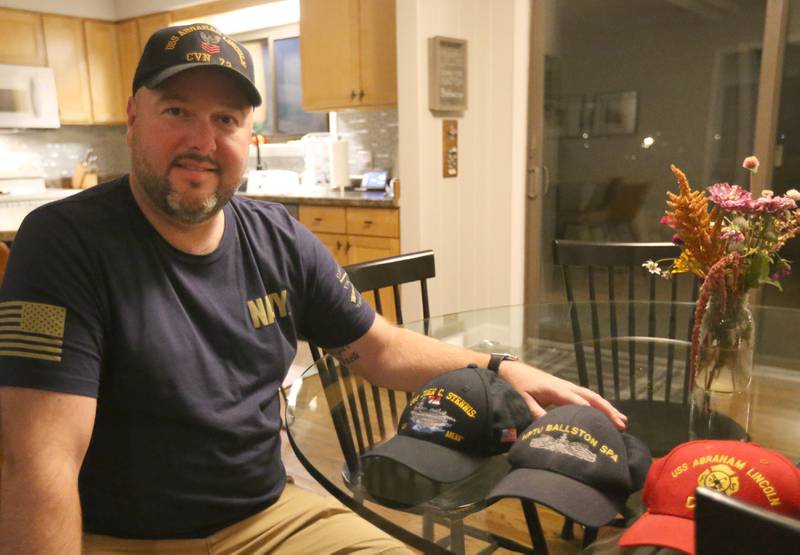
[{"left": 131, "top": 149, "right": 239, "bottom": 225}]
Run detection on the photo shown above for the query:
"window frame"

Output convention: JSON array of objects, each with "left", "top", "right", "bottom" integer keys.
[{"left": 235, "top": 23, "right": 329, "bottom": 141}]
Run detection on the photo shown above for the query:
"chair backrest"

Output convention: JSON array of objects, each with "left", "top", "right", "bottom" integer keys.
[
  {"left": 344, "top": 249, "right": 435, "bottom": 327},
  {"left": 553, "top": 240, "right": 699, "bottom": 403},
  {"left": 310, "top": 250, "right": 436, "bottom": 479},
  {"left": 695, "top": 488, "right": 800, "bottom": 554}
]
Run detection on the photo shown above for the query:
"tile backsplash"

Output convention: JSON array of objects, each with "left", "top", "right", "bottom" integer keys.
[
  {"left": 0, "top": 126, "right": 129, "bottom": 186},
  {"left": 0, "top": 108, "right": 398, "bottom": 188},
  {"left": 336, "top": 108, "right": 398, "bottom": 176}
]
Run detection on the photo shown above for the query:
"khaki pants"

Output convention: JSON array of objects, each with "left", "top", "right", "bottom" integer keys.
[{"left": 83, "top": 483, "right": 411, "bottom": 554}]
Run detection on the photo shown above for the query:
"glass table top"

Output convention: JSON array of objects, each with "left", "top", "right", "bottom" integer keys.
[{"left": 284, "top": 302, "right": 800, "bottom": 553}]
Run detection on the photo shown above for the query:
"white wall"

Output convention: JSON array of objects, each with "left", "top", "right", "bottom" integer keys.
[
  {"left": 397, "top": 0, "right": 530, "bottom": 320},
  {"left": 0, "top": 0, "right": 205, "bottom": 20},
  {"left": 0, "top": 0, "right": 115, "bottom": 19}
]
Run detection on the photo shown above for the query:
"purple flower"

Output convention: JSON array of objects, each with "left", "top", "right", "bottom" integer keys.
[
  {"left": 721, "top": 230, "right": 745, "bottom": 242},
  {"left": 748, "top": 195, "right": 797, "bottom": 214},
  {"left": 671, "top": 234, "right": 683, "bottom": 245},
  {"left": 770, "top": 263, "right": 792, "bottom": 281},
  {"left": 707, "top": 183, "right": 752, "bottom": 211}
]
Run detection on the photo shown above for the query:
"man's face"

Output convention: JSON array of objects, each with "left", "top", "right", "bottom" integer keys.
[{"left": 126, "top": 67, "right": 254, "bottom": 225}]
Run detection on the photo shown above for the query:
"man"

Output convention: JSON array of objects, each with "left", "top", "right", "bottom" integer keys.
[{"left": 0, "top": 24, "right": 626, "bottom": 554}]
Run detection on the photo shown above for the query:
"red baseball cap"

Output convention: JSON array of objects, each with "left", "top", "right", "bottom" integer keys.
[{"left": 619, "top": 440, "right": 800, "bottom": 554}]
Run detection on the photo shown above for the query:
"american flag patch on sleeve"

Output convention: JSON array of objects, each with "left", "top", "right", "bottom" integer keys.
[{"left": 0, "top": 301, "right": 66, "bottom": 362}]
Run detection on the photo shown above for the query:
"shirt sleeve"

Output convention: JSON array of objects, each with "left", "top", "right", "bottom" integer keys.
[
  {"left": 293, "top": 221, "right": 375, "bottom": 348},
  {"left": 0, "top": 206, "right": 104, "bottom": 397}
]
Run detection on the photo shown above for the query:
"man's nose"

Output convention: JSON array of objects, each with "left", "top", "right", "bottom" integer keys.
[{"left": 185, "top": 118, "right": 217, "bottom": 154}]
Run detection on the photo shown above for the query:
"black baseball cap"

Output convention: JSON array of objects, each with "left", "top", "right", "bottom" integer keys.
[
  {"left": 133, "top": 23, "right": 262, "bottom": 107},
  {"left": 487, "top": 405, "right": 652, "bottom": 527},
  {"left": 361, "top": 365, "right": 533, "bottom": 483}
]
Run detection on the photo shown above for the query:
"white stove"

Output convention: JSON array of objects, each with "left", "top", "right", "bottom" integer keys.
[{"left": 0, "top": 177, "right": 80, "bottom": 232}]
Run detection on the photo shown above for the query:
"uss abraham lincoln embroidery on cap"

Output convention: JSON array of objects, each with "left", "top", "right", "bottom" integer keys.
[{"left": 0, "top": 301, "right": 66, "bottom": 362}]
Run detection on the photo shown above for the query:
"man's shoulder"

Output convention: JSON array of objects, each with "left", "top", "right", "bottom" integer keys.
[
  {"left": 18, "top": 177, "right": 132, "bottom": 244},
  {"left": 229, "top": 195, "right": 300, "bottom": 233}
]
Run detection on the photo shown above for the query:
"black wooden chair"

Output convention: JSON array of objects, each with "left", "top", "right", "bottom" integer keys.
[
  {"left": 695, "top": 488, "right": 800, "bottom": 554},
  {"left": 553, "top": 240, "right": 700, "bottom": 544},
  {"left": 302, "top": 250, "right": 541, "bottom": 553}
]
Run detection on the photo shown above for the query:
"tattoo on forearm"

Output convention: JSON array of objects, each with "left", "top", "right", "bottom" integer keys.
[{"left": 328, "top": 345, "right": 361, "bottom": 366}]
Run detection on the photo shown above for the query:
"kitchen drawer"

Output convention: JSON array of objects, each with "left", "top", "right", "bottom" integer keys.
[
  {"left": 346, "top": 207, "right": 399, "bottom": 238},
  {"left": 299, "top": 205, "right": 346, "bottom": 233}
]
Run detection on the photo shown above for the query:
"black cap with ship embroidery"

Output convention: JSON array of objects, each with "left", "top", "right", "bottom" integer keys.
[
  {"left": 132, "top": 23, "right": 262, "bottom": 107},
  {"left": 487, "top": 404, "right": 652, "bottom": 527},
  {"left": 361, "top": 365, "right": 533, "bottom": 483}
]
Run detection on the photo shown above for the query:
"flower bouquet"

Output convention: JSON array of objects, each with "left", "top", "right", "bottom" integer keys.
[{"left": 644, "top": 156, "right": 800, "bottom": 438}]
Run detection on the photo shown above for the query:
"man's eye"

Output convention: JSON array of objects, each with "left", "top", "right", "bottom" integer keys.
[
  {"left": 218, "top": 115, "right": 238, "bottom": 126},
  {"left": 164, "top": 107, "right": 184, "bottom": 117}
]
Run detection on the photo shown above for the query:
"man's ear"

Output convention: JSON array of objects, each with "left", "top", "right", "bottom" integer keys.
[{"left": 125, "top": 95, "right": 136, "bottom": 146}]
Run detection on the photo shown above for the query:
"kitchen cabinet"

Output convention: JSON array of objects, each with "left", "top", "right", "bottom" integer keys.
[
  {"left": 118, "top": 13, "right": 171, "bottom": 107},
  {"left": 299, "top": 0, "right": 397, "bottom": 112},
  {"left": 117, "top": 20, "right": 140, "bottom": 103},
  {"left": 0, "top": 9, "right": 46, "bottom": 66},
  {"left": 42, "top": 15, "right": 93, "bottom": 124},
  {"left": 299, "top": 205, "right": 400, "bottom": 320},
  {"left": 84, "top": 20, "right": 127, "bottom": 124},
  {"left": 136, "top": 13, "right": 172, "bottom": 49}
]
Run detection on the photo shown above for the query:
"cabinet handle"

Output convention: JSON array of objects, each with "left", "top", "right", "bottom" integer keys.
[
  {"left": 363, "top": 220, "right": 373, "bottom": 225},
  {"left": 350, "top": 90, "right": 357, "bottom": 100},
  {"left": 345, "top": 241, "right": 351, "bottom": 253},
  {"left": 336, "top": 240, "right": 342, "bottom": 250},
  {"left": 358, "top": 89, "right": 365, "bottom": 101},
  {"left": 314, "top": 217, "right": 323, "bottom": 222}
]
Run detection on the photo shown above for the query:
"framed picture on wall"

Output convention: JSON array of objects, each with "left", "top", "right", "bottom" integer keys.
[{"left": 593, "top": 90, "right": 638, "bottom": 136}]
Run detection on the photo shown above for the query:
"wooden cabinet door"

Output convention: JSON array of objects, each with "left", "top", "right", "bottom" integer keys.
[
  {"left": 84, "top": 20, "right": 126, "bottom": 124},
  {"left": 358, "top": 0, "right": 396, "bottom": 108},
  {"left": 42, "top": 15, "right": 92, "bottom": 124},
  {"left": 116, "top": 20, "right": 139, "bottom": 104},
  {"left": 300, "top": 0, "right": 360, "bottom": 111},
  {"left": 316, "top": 232, "right": 349, "bottom": 266},
  {"left": 347, "top": 234, "right": 400, "bottom": 322},
  {"left": 137, "top": 13, "right": 172, "bottom": 50},
  {"left": 0, "top": 9, "right": 46, "bottom": 66}
]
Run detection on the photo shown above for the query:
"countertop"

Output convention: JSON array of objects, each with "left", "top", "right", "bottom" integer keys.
[{"left": 239, "top": 189, "right": 397, "bottom": 208}]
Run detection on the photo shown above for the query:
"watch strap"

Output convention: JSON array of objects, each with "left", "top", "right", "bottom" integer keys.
[{"left": 487, "top": 352, "right": 517, "bottom": 373}]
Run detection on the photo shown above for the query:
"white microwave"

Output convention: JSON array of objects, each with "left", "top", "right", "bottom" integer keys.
[{"left": 0, "top": 64, "right": 60, "bottom": 129}]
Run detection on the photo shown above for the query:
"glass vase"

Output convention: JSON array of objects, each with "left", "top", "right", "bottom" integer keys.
[{"left": 689, "top": 294, "right": 754, "bottom": 440}]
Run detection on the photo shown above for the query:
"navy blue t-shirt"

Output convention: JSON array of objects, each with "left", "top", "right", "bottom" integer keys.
[{"left": 0, "top": 177, "right": 375, "bottom": 538}]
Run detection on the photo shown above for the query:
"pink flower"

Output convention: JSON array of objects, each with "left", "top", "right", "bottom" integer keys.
[
  {"left": 748, "top": 195, "right": 797, "bottom": 214},
  {"left": 720, "top": 230, "right": 745, "bottom": 242},
  {"left": 672, "top": 234, "right": 683, "bottom": 245},
  {"left": 707, "top": 183, "right": 752, "bottom": 211},
  {"left": 742, "top": 155, "right": 760, "bottom": 174},
  {"left": 660, "top": 215, "right": 676, "bottom": 229}
]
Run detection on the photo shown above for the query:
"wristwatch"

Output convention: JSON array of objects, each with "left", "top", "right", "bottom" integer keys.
[{"left": 487, "top": 352, "right": 519, "bottom": 373}]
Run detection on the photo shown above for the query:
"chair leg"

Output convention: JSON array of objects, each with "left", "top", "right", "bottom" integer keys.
[
  {"left": 449, "top": 518, "right": 465, "bottom": 555},
  {"left": 521, "top": 500, "right": 549, "bottom": 555},
  {"left": 422, "top": 509, "right": 434, "bottom": 542},
  {"left": 560, "top": 517, "right": 575, "bottom": 539},
  {"left": 582, "top": 526, "right": 598, "bottom": 548}
]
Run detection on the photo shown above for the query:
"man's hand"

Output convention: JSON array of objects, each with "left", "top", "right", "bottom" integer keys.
[{"left": 498, "top": 361, "right": 628, "bottom": 430}]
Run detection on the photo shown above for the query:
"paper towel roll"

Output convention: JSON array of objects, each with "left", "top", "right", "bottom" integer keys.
[{"left": 329, "top": 138, "right": 349, "bottom": 191}]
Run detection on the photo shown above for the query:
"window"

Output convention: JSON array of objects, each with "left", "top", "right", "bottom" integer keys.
[{"left": 238, "top": 25, "right": 328, "bottom": 140}]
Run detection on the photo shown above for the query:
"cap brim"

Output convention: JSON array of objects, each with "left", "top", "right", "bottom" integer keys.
[
  {"left": 142, "top": 63, "right": 263, "bottom": 106},
  {"left": 618, "top": 511, "right": 695, "bottom": 554},
  {"left": 362, "top": 434, "right": 488, "bottom": 483},
  {"left": 486, "top": 468, "right": 628, "bottom": 527}
]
